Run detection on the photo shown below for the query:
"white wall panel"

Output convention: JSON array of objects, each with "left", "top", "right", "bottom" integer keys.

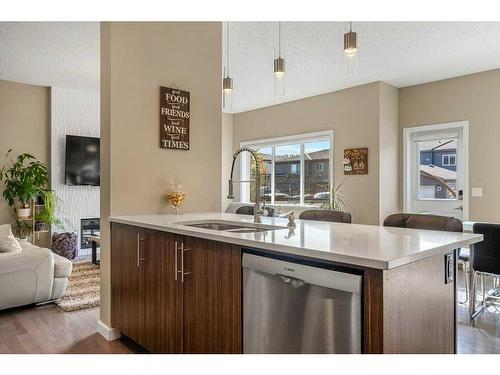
[{"left": 51, "top": 87, "right": 100, "bottom": 253}]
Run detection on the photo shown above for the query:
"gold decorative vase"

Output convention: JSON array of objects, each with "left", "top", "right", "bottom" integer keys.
[{"left": 166, "top": 177, "right": 186, "bottom": 215}]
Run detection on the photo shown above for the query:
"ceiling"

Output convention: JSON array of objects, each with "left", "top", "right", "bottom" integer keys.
[
  {"left": 0, "top": 22, "right": 99, "bottom": 92},
  {"left": 224, "top": 22, "right": 500, "bottom": 113},
  {"left": 1, "top": 22, "right": 500, "bottom": 108}
]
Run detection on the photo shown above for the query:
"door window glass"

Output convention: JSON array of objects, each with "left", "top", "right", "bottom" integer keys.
[{"left": 418, "top": 138, "right": 457, "bottom": 200}]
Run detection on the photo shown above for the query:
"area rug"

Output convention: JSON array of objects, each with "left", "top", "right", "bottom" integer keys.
[{"left": 55, "top": 261, "right": 100, "bottom": 312}]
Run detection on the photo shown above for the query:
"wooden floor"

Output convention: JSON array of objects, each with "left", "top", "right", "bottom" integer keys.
[
  {"left": 0, "top": 304, "right": 142, "bottom": 354},
  {"left": 457, "top": 274, "right": 500, "bottom": 354},
  {"left": 0, "top": 271, "right": 499, "bottom": 354}
]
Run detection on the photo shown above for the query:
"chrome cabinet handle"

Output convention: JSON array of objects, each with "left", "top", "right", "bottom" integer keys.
[
  {"left": 175, "top": 240, "right": 178, "bottom": 281},
  {"left": 136, "top": 233, "right": 147, "bottom": 268},
  {"left": 180, "top": 242, "right": 192, "bottom": 283}
]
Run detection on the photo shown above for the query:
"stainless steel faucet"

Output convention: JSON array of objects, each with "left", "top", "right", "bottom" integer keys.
[{"left": 227, "top": 147, "right": 262, "bottom": 223}]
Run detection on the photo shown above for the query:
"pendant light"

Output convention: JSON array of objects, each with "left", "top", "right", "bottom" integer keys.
[
  {"left": 344, "top": 22, "right": 358, "bottom": 56},
  {"left": 274, "top": 22, "right": 286, "bottom": 96},
  {"left": 343, "top": 21, "right": 358, "bottom": 77},
  {"left": 223, "top": 22, "right": 233, "bottom": 109}
]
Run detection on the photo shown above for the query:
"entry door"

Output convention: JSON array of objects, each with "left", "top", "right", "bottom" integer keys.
[{"left": 404, "top": 122, "right": 468, "bottom": 220}]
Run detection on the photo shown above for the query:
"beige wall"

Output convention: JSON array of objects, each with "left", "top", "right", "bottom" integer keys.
[
  {"left": 233, "top": 82, "right": 399, "bottom": 225},
  {"left": 100, "top": 22, "right": 112, "bottom": 327},
  {"left": 379, "top": 82, "right": 400, "bottom": 223},
  {"left": 400, "top": 68, "right": 500, "bottom": 222},
  {"left": 100, "top": 22, "right": 222, "bottom": 326},
  {"left": 0, "top": 80, "right": 50, "bottom": 244},
  {"left": 221, "top": 113, "right": 234, "bottom": 210}
]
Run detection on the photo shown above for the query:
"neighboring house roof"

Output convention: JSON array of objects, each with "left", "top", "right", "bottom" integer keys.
[
  {"left": 419, "top": 139, "right": 457, "bottom": 152},
  {"left": 260, "top": 153, "right": 272, "bottom": 162},
  {"left": 420, "top": 164, "right": 457, "bottom": 181},
  {"left": 306, "top": 149, "right": 330, "bottom": 160},
  {"left": 275, "top": 149, "right": 329, "bottom": 162}
]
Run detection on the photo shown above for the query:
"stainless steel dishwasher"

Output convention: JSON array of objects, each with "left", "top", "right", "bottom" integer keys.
[{"left": 243, "top": 250, "right": 362, "bottom": 354}]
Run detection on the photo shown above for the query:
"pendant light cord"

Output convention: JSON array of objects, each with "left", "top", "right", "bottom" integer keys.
[
  {"left": 278, "top": 21, "right": 282, "bottom": 57},
  {"left": 226, "top": 22, "right": 230, "bottom": 76}
]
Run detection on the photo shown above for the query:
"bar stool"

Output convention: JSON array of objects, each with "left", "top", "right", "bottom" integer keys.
[
  {"left": 470, "top": 223, "right": 500, "bottom": 320},
  {"left": 457, "top": 248, "right": 470, "bottom": 304}
]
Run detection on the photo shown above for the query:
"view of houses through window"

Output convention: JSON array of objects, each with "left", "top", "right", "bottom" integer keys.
[
  {"left": 418, "top": 138, "right": 457, "bottom": 199},
  {"left": 243, "top": 133, "right": 332, "bottom": 206}
]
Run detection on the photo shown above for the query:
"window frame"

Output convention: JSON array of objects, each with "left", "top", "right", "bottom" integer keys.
[
  {"left": 240, "top": 130, "right": 334, "bottom": 206},
  {"left": 315, "top": 162, "right": 324, "bottom": 172},
  {"left": 442, "top": 153, "right": 456, "bottom": 167}
]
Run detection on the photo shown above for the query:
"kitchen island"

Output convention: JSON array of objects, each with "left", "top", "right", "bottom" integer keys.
[{"left": 109, "top": 212, "right": 483, "bottom": 354}]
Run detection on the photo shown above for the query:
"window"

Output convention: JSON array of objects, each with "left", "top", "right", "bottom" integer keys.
[
  {"left": 275, "top": 144, "right": 300, "bottom": 203},
  {"left": 442, "top": 154, "right": 456, "bottom": 166},
  {"left": 417, "top": 139, "right": 457, "bottom": 200},
  {"left": 249, "top": 146, "right": 272, "bottom": 203},
  {"left": 241, "top": 131, "right": 333, "bottom": 206}
]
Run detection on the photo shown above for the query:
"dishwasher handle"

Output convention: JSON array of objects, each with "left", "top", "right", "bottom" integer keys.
[
  {"left": 243, "top": 253, "right": 362, "bottom": 294},
  {"left": 276, "top": 273, "right": 306, "bottom": 288}
]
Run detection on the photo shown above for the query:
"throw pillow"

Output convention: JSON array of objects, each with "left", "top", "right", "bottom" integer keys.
[{"left": 0, "top": 224, "right": 22, "bottom": 252}]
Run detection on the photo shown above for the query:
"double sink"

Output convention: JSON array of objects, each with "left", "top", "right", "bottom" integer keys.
[{"left": 178, "top": 220, "right": 286, "bottom": 234}]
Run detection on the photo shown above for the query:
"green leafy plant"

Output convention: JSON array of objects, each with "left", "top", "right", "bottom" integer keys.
[
  {"left": 0, "top": 149, "right": 48, "bottom": 208},
  {"left": 35, "top": 190, "right": 63, "bottom": 228}
]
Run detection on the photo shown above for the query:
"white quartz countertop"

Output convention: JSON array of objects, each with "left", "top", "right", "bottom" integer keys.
[{"left": 109, "top": 212, "right": 483, "bottom": 270}]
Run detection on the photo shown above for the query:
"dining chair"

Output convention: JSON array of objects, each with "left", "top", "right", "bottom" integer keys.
[
  {"left": 383, "top": 213, "right": 463, "bottom": 232},
  {"left": 235, "top": 205, "right": 276, "bottom": 217},
  {"left": 383, "top": 213, "right": 466, "bottom": 302},
  {"left": 299, "top": 210, "right": 352, "bottom": 223},
  {"left": 235, "top": 205, "right": 254, "bottom": 215}
]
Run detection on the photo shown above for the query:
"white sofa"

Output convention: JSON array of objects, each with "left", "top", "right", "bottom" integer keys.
[{"left": 0, "top": 239, "right": 72, "bottom": 310}]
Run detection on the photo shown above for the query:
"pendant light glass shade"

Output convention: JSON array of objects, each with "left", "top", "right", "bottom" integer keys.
[
  {"left": 223, "top": 68, "right": 233, "bottom": 109},
  {"left": 274, "top": 56, "right": 286, "bottom": 96},
  {"left": 223, "top": 22, "right": 233, "bottom": 109},
  {"left": 344, "top": 22, "right": 358, "bottom": 78},
  {"left": 343, "top": 32, "right": 357, "bottom": 56},
  {"left": 274, "top": 22, "right": 286, "bottom": 96}
]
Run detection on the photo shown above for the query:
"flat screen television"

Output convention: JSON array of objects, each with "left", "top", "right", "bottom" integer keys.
[{"left": 65, "top": 135, "right": 100, "bottom": 186}]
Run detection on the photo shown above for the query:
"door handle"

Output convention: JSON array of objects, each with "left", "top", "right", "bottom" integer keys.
[
  {"left": 454, "top": 206, "right": 463, "bottom": 211},
  {"left": 136, "top": 233, "right": 147, "bottom": 268}
]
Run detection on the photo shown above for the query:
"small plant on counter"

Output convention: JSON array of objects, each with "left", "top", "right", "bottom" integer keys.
[{"left": 0, "top": 149, "right": 49, "bottom": 218}]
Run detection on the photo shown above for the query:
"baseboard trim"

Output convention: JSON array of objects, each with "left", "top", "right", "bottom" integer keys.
[{"left": 97, "top": 320, "right": 121, "bottom": 341}]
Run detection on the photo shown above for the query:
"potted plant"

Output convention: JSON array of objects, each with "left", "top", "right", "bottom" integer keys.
[
  {"left": 0, "top": 150, "right": 49, "bottom": 219},
  {"left": 34, "top": 190, "right": 62, "bottom": 231},
  {"left": 324, "top": 178, "right": 348, "bottom": 212}
]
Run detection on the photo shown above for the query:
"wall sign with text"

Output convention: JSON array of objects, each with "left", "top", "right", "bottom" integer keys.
[
  {"left": 160, "top": 86, "right": 190, "bottom": 150},
  {"left": 344, "top": 147, "right": 368, "bottom": 175}
]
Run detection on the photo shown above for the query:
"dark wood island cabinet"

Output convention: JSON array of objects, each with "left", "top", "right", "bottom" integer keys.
[
  {"left": 111, "top": 223, "right": 241, "bottom": 354},
  {"left": 110, "top": 220, "right": 473, "bottom": 354}
]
